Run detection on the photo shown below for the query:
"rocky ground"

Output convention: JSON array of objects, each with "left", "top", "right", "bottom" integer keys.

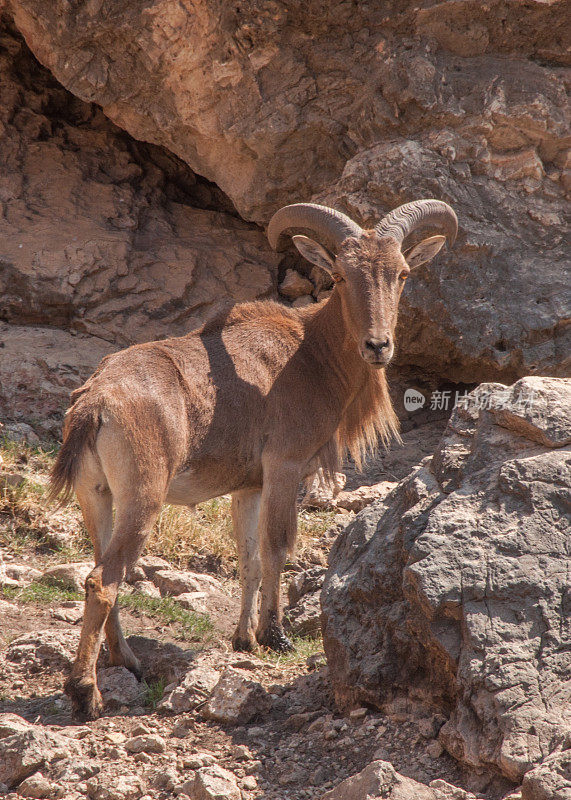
[{"left": 0, "top": 422, "right": 520, "bottom": 800}]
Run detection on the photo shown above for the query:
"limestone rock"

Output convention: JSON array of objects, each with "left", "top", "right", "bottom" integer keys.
[
  {"left": 279, "top": 269, "right": 314, "bottom": 300},
  {"left": 5, "top": 630, "right": 79, "bottom": 673},
  {"left": 124, "top": 734, "right": 166, "bottom": 755},
  {"left": 174, "top": 591, "right": 209, "bottom": 614},
  {"left": 152, "top": 568, "right": 224, "bottom": 598},
  {"left": 521, "top": 750, "right": 571, "bottom": 800},
  {"left": 0, "top": 422, "right": 40, "bottom": 446},
  {"left": 127, "top": 636, "right": 194, "bottom": 686},
  {"left": 182, "top": 764, "right": 241, "bottom": 800},
  {"left": 42, "top": 562, "right": 93, "bottom": 592},
  {"left": 288, "top": 567, "right": 327, "bottom": 607},
  {"left": 2, "top": 564, "right": 42, "bottom": 584},
  {"left": 158, "top": 663, "right": 220, "bottom": 714},
  {"left": 52, "top": 600, "right": 83, "bottom": 624},
  {"left": 302, "top": 470, "right": 347, "bottom": 510},
  {"left": 0, "top": 722, "right": 76, "bottom": 788},
  {"left": 321, "top": 759, "right": 482, "bottom": 800},
  {"left": 0, "top": 714, "right": 32, "bottom": 739},
  {"left": 98, "top": 666, "right": 144, "bottom": 709},
  {"left": 85, "top": 775, "right": 143, "bottom": 800},
  {"left": 201, "top": 667, "right": 271, "bottom": 725},
  {"left": 17, "top": 771, "right": 61, "bottom": 799},
  {"left": 0, "top": 22, "right": 278, "bottom": 354},
  {"left": 129, "top": 580, "right": 161, "bottom": 599},
  {"left": 322, "top": 377, "right": 571, "bottom": 781},
  {"left": 285, "top": 591, "right": 321, "bottom": 637},
  {"left": 137, "top": 556, "right": 171, "bottom": 579},
  {"left": 291, "top": 294, "right": 315, "bottom": 308},
  {"left": 0, "top": 472, "right": 26, "bottom": 491},
  {"left": 335, "top": 481, "right": 398, "bottom": 512}
]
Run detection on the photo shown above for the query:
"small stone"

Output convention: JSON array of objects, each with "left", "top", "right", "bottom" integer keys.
[
  {"left": 292, "top": 294, "right": 314, "bottom": 308},
  {"left": 52, "top": 601, "right": 83, "bottom": 624},
  {"left": 98, "top": 667, "right": 143, "bottom": 709},
  {"left": 16, "top": 771, "right": 59, "bottom": 799},
  {"left": 426, "top": 740, "right": 443, "bottom": 758},
  {"left": 130, "top": 723, "right": 150, "bottom": 736},
  {"left": 130, "top": 580, "right": 161, "bottom": 598},
  {"left": 231, "top": 744, "right": 253, "bottom": 761},
  {"left": 41, "top": 563, "right": 93, "bottom": 592},
  {"left": 201, "top": 668, "right": 271, "bottom": 725},
  {"left": 182, "top": 752, "right": 217, "bottom": 769},
  {"left": 349, "top": 707, "right": 368, "bottom": 721},
  {"left": 152, "top": 568, "right": 223, "bottom": 597},
  {"left": 159, "top": 664, "right": 220, "bottom": 713},
  {"left": 105, "top": 732, "right": 126, "bottom": 745},
  {"left": 181, "top": 765, "right": 241, "bottom": 800},
  {"left": 125, "top": 734, "right": 166, "bottom": 754},
  {"left": 137, "top": 556, "right": 171, "bottom": 578},
  {"left": 175, "top": 591, "right": 208, "bottom": 613},
  {"left": 279, "top": 269, "right": 314, "bottom": 300},
  {"left": 240, "top": 775, "right": 257, "bottom": 790}
]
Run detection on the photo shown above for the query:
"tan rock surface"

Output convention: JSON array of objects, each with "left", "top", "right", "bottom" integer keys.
[
  {"left": 322, "top": 377, "right": 571, "bottom": 782},
  {"left": 0, "top": 20, "right": 278, "bottom": 350},
  {"left": 3, "top": 0, "right": 568, "bottom": 388}
]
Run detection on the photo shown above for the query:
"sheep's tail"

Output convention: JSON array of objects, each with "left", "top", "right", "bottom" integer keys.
[{"left": 47, "top": 398, "right": 101, "bottom": 507}]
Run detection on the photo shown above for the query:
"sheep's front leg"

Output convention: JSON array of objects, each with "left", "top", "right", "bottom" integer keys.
[
  {"left": 231, "top": 489, "right": 262, "bottom": 652},
  {"left": 256, "top": 460, "right": 299, "bottom": 652}
]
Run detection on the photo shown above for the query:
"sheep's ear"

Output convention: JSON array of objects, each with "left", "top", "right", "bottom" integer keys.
[
  {"left": 292, "top": 235, "right": 335, "bottom": 271},
  {"left": 403, "top": 235, "right": 447, "bottom": 269}
]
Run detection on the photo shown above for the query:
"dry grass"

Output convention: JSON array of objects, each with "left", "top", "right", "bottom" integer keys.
[
  {"left": 146, "top": 498, "right": 236, "bottom": 571},
  {"left": 1, "top": 438, "right": 336, "bottom": 573}
]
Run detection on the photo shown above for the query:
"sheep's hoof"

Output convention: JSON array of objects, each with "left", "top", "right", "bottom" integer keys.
[
  {"left": 257, "top": 616, "right": 294, "bottom": 653},
  {"left": 232, "top": 627, "right": 257, "bottom": 652},
  {"left": 109, "top": 650, "right": 143, "bottom": 681},
  {"left": 64, "top": 675, "right": 104, "bottom": 721}
]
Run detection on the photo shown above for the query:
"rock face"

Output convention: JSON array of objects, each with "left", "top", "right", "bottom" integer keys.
[
  {"left": 0, "top": 19, "right": 278, "bottom": 430},
  {"left": 4, "top": 0, "right": 569, "bottom": 386},
  {"left": 322, "top": 377, "right": 571, "bottom": 783},
  {"left": 0, "top": 325, "right": 116, "bottom": 436}
]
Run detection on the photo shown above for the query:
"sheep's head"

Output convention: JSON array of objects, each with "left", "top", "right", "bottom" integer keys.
[{"left": 268, "top": 199, "right": 457, "bottom": 368}]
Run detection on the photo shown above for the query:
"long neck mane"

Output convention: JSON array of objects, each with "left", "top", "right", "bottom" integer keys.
[{"left": 303, "top": 290, "right": 400, "bottom": 477}]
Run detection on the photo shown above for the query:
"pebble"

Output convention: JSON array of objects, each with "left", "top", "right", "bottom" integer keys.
[{"left": 125, "top": 734, "right": 167, "bottom": 754}]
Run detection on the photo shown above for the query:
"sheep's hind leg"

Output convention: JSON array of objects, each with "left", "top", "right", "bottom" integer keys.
[
  {"left": 231, "top": 489, "right": 262, "bottom": 652},
  {"left": 66, "top": 489, "right": 162, "bottom": 720},
  {"left": 75, "top": 470, "right": 140, "bottom": 680}
]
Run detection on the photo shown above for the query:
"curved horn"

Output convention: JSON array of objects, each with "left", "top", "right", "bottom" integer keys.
[
  {"left": 375, "top": 199, "right": 458, "bottom": 246},
  {"left": 267, "top": 203, "right": 363, "bottom": 253}
]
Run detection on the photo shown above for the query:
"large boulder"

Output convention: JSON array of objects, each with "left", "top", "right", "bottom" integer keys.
[
  {"left": 322, "top": 377, "right": 571, "bottom": 784},
  {"left": 4, "top": 1, "right": 569, "bottom": 384}
]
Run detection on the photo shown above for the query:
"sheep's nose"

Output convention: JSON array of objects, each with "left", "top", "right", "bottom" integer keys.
[{"left": 365, "top": 337, "right": 391, "bottom": 357}]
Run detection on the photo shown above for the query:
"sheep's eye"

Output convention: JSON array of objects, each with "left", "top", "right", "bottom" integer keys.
[
  {"left": 332, "top": 273, "right": 345, "bottom": 284},
  {"left": 399, "top": 271, "right": 409, "bottom": 282}
]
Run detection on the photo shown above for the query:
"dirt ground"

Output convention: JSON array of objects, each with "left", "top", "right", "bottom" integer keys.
[{"left": 0, "top": 423, "right": 515, "bottom": 800}]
